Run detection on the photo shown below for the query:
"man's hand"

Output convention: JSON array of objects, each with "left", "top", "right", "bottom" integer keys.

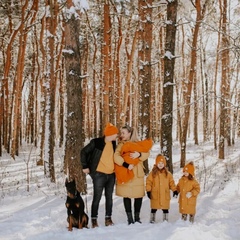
[{"left": 82, "top": 168, "right": 90, "bottom": 174}]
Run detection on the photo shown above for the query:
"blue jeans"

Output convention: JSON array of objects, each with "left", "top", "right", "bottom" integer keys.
[{"left": 91, "top": 172, "right": 115, "bottom": 219}]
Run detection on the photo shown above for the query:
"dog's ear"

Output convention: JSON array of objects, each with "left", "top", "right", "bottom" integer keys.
[{"left": 65, "top": 178, "right": 69, "bottom": 187}]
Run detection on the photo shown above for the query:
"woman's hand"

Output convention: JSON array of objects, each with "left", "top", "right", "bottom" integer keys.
[
  {"left": 130, "top": 151, "right": 141, "bottom": 159},
  {"left": 128, "top": 164, "right": 134, "bottom": 170}
]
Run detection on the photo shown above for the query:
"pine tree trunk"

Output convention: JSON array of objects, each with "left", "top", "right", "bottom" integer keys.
[
  {"left": 193, "top": 73, "right": 199, "bottom": 145},
  {"left": 37, "top": 10, "right": 47, "bottom": 167},
  {"left": 122, "top": 30, "right": 138, "bottom": 125},
  {"left": 161, "top": 0, "right": 178, "bottom": 173},
  {"left": 64, "top": 0, "right": 86, "bottom": 193},
  {"left": 2, "top": 1, "right": 16, "bottom": 153},
  {"left": 219, "top": 0, "right": 229, "bottom": 159},
  {"left": 11, "top": 0, "right": 30, "bottom": 157},
  {"left": 45, "top": 0, "right": 59, "bottom": 182},
  {"left": 102, "top": 2, "right": 111, "bottom": 125},
  {"left": 180, "top": 0, "right": 207, "bottom": 167},
  {"left": 138, "top": 0, "right": 153, "bottom": 174},
  {"left": 213, "top": 17, "right": 221, "bottom": 150}
]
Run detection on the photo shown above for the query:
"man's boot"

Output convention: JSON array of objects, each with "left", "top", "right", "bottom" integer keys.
[
  {"left": 126, "top": 212, "right": 134, "bottom": 225},
  {"left": 163, "top": 213, "right": 168, "bottom": 222},
  {"left": 134, "top": 212, "right": 142, "bottom": 223},
  {"left": 189, "top": 214, "right": 195, "bottom": 223},
  {"left": 150, "top": 213, "right": 156, "bottom": 223},
  {"left": 105, "top": 216, "right": 114, "bottom": 226},
  {"left": 91, "top": 218, "right": 99, "bottom": 228}
]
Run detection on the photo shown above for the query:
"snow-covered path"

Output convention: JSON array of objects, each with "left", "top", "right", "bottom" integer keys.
[{"left": 0, "top": 141, "right": 240, "bottom": 240}]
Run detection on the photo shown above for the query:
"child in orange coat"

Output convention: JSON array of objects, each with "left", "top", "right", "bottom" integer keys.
[
  {"left": 176, "top": 161, "right": 200, "bottom": 223},
  {"left": 146, "top": 154, "right": 178, "bottom": 223}
]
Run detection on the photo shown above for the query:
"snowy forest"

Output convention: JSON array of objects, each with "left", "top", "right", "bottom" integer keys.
[{"left": 0, "top": 0, "right": 240, "bottom": 194}]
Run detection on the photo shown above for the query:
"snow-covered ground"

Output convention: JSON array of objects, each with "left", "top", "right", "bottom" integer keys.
[{"left": 0, "top": 140, "right": 240, "bottom": 240}]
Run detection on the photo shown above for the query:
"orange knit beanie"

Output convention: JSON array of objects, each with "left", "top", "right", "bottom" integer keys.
[
  {"left": 155, "top": 154, "right": 166, "bottom": 166},
  {"left": 183, "top": 161, "right": 195, "bottom": 176},
  {"left": 104, "top": 123, "right": 118, "bottom": 136}
]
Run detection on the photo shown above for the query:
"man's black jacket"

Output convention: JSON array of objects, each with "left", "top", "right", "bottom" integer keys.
[{"left": 80, "top": 137, "right": 117, "bottom": 178}]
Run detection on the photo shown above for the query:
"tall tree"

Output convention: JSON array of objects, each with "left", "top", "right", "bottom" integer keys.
[
  {"left": 38, "top": 9, "right": 47, "bottom": 167},
  {"left": 138, "top": 0, "right": 153, "bottom": 174},
  {"left": 219, "top": 0, "right": 229, "bottom": 159},
  {"left": 11, "top": 0, "right": 38, "bottom": 157},
  {"left": 1, "top": 0, "right": 15, "bottom": 154},
  {"left": 161, "top": 0, "right": 178, "bottom": 174},
  {"left": 179, "top": 0, "right": 208, "bottom": 167},
  {"left": 44, "top": 0, "right": 59, "bottom": 182},
  {"left": 138, "top": 0, "right": 152, "bottom": 140},
  {"left": 63, "top": 0, "right": 86, "bottom": 193},
  {"left": 213, "top": 11, "right": 222, "bottom": 150},
  {"left": 102, "top": 1, "right": 111, "bottom": 125}
]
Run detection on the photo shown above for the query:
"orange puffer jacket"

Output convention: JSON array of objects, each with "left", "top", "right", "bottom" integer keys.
[
  {"left": 114, "top": 139, "right": 153, "bottom": 184},
  {"left": 146, "top": 169, "right": 177, "bottom": 210},
  {"left": 177, "top": 176, "right": 200, "bottom": 215}
]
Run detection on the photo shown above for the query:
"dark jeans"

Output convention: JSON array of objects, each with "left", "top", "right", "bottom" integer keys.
[
  {"left": 123, "top": 197, "right": 143, "bottom": 213},
  {"left": 91, "top": 172, "right": 115, "bottom": 219}
]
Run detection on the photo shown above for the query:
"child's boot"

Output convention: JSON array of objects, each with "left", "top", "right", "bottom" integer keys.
[
  {"left": 189, "top": 214, "right": 195, "bottom": 223},
  {"left": 181, "top": 214, "right": 187, "bottom": 221},
  {"left": 163, "top": 213, "right": 168, "bottom": 222},
  {"left": 150, "top": 213, "right": 156, "bottom": 223}
]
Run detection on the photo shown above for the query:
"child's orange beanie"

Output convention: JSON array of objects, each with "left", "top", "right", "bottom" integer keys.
[
  {"left": 155, "top": 154, "right": 166, "bottom": 166},
  {"left": 104, "top": 123, "right": 118, "bottom": 136},
  {"left": 183, "top": 161, "right": 195, "bottom": 176}
]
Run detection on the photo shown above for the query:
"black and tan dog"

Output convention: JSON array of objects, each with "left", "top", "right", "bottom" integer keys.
[{"left": 65, "top": 178, "right": 89, "bottom": 231}]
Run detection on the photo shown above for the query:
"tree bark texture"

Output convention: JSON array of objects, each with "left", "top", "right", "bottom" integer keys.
[
  {"left": 219, "top": 0, "right": 229, "bottom": 159},
  {"left": 138, "top": 0, "right": 152, "bottom": 140},
  {"left": 180, "top": 0, "right": 208, "bottom": 167},
  {"left": 161, "top": 0, "right": 178, "bottom": 174},
  {"left": 64, "top": 0, "right": 86, "bottom": 193}
]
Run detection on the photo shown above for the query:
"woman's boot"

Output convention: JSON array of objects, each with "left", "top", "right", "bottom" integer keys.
[
  {"left": 126, "top": 212, "right": 134, "bottom": 225},
  {"left": 134, "top": 212, "right": 142, "bottom": 223}
]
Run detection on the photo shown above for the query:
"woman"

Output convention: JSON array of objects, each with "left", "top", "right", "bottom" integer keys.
[{"left": 114, "top": 125, "right": 152, "bottom": 224}]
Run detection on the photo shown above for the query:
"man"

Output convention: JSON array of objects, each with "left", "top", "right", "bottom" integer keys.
[{"left": 80, "top": 123, "right": 118, "bottom": 228}]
